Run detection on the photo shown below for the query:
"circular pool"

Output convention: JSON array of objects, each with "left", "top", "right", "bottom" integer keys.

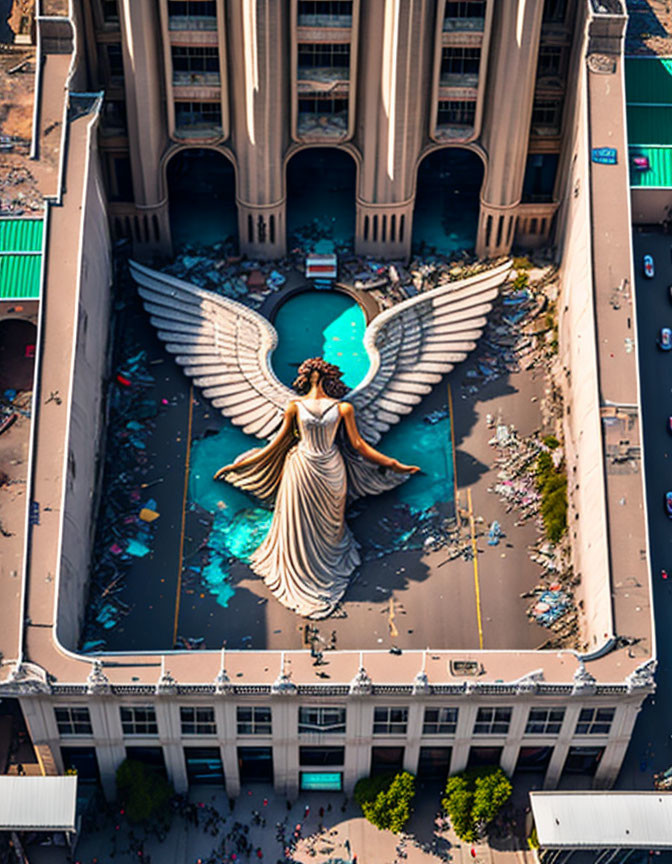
[{"left": 271, "top": 290, "right": 368, "bottom": 389}]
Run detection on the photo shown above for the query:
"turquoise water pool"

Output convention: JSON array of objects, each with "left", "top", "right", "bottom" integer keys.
[
  {"left": 271, "top": 291, "right": 368, "bottom": 389},
  {"left": 188, "top": 291, "right": 454, "bottom": 608}
]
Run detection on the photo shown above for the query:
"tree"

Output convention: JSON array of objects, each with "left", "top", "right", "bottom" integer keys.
[
  {"left": 442, "top": 768, "right": 512, "bottom": 842},
  {"left": 116, "top": 759, "right": 173, "bottom": 823},
  {"left": 354, "top": 771, "right": 416, "bottom": 833}
]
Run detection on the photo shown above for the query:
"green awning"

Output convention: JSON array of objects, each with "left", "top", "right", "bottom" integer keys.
[
  {"left": 627, "top": 105, "right": 672, "bottom": 145},
  {"left": 0, "top": 218, "right": 43, "bottom": 300},
  {"left": 625, "top": 58, "right": 672, "bottom": 106},
  {"left": 629, "top": 146, "right": 672, "bottom": 188}
]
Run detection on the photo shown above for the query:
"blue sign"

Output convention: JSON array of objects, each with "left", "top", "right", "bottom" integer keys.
[
  {"left": 592, "top": 147, "right": 617, "bottom": 165},
  {"left": 300, "top": 771, "right": 343, "bottom": 791}
]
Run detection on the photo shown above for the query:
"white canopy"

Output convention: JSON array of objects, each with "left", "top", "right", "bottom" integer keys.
[
  {"left": 530, "top": 791, "right": 672, "bottom": 849},
  {"left": 0, "top": 776, "right": 77, "bottom": 832}
]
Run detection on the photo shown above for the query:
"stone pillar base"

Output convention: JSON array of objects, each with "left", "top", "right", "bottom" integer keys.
[
  {"left": 476, "top": 201, "right": 518, "bottom": 259},
  {"left": 238, "top": 200, "right": 286, "bottom": 260},
  {"left": 109, "top": 201, "right": 171, "bottom": 259},
  {"left": 355, "top": 200, "right": 414, "bottom": 261}
]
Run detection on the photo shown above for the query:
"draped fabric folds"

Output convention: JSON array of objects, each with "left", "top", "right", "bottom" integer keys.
[{"left": 222, "top": 399, "right": 405, "bottom": 618}]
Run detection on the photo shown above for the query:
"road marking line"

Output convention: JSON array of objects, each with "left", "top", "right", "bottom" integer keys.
[
  {"left": 448, "top": 382, "right": 459, "bottom": 515},
  {"left": 173, "top": 384, "right": 194, "bottom": 647},
  {"left": 467, "top": 486, "right": 484, "bottom": 649}
]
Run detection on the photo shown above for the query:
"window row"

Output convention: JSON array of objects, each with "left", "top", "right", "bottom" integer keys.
[{"left": 55, "top": 705, "right": 617, "bottom": 738}]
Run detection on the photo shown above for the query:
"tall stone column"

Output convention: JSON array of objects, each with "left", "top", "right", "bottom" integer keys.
[
  {"left": 476, "top": 0, "right": 544, "bottom": 258},
  {"left": 119, "top": 0, "right": 170, "bottom": 254},
  {"left": 593, "top": 702, "right": 641, "bottom": 789},
  {"left": 543, "top": 705, "right": 582, "bottom": 789},
  {"left": 354, "top": 0, "right": 434, "bottom": 260},
  {"left": 449, "top": 703, "right": 478, "bottom": 775},
  {"left": 89, "top": 699, "right": 127, "bottom": 801},
  {"left": 155, "top": 698, "right": 188, "bottom": 793},
  {"left": 228, "top": 0, "right": 288, "bottom": 259},
  {"left": 344, "top": 700, "right": 374, "bottom": 794},
  {"left": 271, "top": 698, "right": 299, "bottom": 798},
  {"left": 217, "top": 701, "right": 241, "bottom": 798},
  {"left": 403, "top": 702, "right": 424, "bottom": 776},
  {"left": 499, "top": 703, "right": 528, "bottom": 776}
]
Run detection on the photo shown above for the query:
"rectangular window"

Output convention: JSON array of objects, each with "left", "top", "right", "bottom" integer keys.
[
  {"left": 537, "top": 45, "right": 563, "bottom": 77},
  {"left": 297, "top": 43, "right": 350, "bottom": 70},
  {"left": 101, "top": 0, "right": 119, "bottom": 24},
  {"left": 531, "top": 97, "right": 564, "bottom": 134},
  {"left": 298, "top": 707, "right": 346, "bottom": 734},
  {"left": 297, "top": 96, "right": 348, "bottom": 116},
  {"left": 120, "top": 707, "right": 158, "bottom": 736},
  {"left": 299, "top": 746, "right": 345, "bottom": 766},
  {"left": 444, "top": 1, "right": 486, "bottom": 21},
  {"left": 174, "top": 101, "right": 222, "bottom": 131},
  {"left": 543, "top": 0, "right": 567, "bottom": 23},
  {"left": 297, "top": 1, "right": 353, "bottom": 27},
  {"left": 106, "top": 43, "right": 124, "bottom": 82},
  {"left": 180, "top": 707, "right": 217, "bottom": 736},
  {"left": 171, "top": 45, "right": 220, "bottom": 83},
  {"left": 423, "top": 707, "right": 458, "bottom": 735},
  {"left": 575, "top": 708, "right": 615, "bottom": 736},
  {"left": 473, "top": 707, "right": 512, "bottom": 735},
  {"left": 55, "top": 707, "right": 93, "bottom": 736},
  {"left": 237, "top": 707, "right": 272, "bottom": 736},
  {"left": 437, "top": 100, "right": 476, "bottom": 127},
  {"left": 168, "top": 0, "right": 217, "bottom": 30},
  {"left": 440, "top": 47, "right": 481, "bottom": 78},
  {"left": 373, "top": 707, "right": 408, "bottom": 735},
  {"left": 101, "top": 99, "right": 127, "bottom": 134},
  {"left": 525, "top": 708, "right": 565, "bottom": 736}
]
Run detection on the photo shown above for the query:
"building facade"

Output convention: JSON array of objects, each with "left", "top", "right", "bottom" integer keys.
[{"left": 82, "top": 0, "right": 577, "bottom": 260}]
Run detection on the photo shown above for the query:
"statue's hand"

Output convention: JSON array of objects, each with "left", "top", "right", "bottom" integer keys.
[
  {"left": 390, "top": 460, "right": 421, "bottom": 475},
  {"left": 213, "top": 465, "right": 235, "bottom": 480}
]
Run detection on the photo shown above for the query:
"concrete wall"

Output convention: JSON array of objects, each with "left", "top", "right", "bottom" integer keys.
[
  {"left": 556, "top": 35, "right": 612, "bottom": 650},
  {"left": 631, "top": 188, "right": 672, "bottom": 225},
  {"left": 56, "top": 123, "right": 113, "bottom": 649}
]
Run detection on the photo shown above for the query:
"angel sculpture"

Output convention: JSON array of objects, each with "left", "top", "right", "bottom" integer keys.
[{"left": 130, "top": 259, "right": 511, "bottom": 619}]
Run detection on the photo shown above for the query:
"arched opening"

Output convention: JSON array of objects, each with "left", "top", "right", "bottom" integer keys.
[
  {"left": 0, "top": 319, "right": 37, "bottom": 392},
  {"left": 286, "top": 148, "right": 356, "bottom": 252},
  {"left": 167, "top": 148, "right": 237, "bottom": 251},
  {"left": 412, "top": 148, "right": 484, "bottom": 256}
]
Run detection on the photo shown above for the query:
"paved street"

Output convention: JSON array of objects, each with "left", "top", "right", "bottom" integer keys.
[{"left": 618, "top": 228, "right": 672, "bottom": 788}]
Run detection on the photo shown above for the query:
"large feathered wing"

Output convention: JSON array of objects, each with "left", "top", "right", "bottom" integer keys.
[
  {"left": 129, "top": 260, "right": 294, "bottom": 439},
  {"left": 346, "top": 260, "right": 512, "bottom": 443}
]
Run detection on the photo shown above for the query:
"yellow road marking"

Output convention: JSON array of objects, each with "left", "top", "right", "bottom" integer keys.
[
  {"left": 173, "top": 384, "right": 194, "bottom": 647},
  {"left": 467, "top": 487, "right": 484, "bottom": 649},
  {"left": 448, "top": 382, "right": 459, "bottom": 514},
  {"left": 388, "top": 595, "right": 398, "bottom": 637}
]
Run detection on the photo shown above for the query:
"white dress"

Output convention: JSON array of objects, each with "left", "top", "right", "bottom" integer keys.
[{"left": 224, "top": 398, "right": 405, "bottom": 618}]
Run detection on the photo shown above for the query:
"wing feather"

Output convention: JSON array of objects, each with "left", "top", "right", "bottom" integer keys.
[
  {"left": 130, "top": 260, "right": 293, "bottom": 439},
  {"left": 346, "top": 261, "right": 512, "bottom": 442}
]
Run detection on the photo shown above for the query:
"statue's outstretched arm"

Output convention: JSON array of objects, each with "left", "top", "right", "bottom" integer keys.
[
  {"left": 339, "top": 403, "right": 419, "bottom": 474},
  {"left": 214, "top": 402, "right": 298, "bottom": 479}
]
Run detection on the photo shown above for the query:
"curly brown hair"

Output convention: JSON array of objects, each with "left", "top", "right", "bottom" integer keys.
[{"left": 292, "top": 357, "right": 348, "bottom": 398}]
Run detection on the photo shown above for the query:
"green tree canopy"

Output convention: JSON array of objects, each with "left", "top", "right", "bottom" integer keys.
[
  {"left": 354, "top": 771, "right": 416, "bottom": 833},
  {"left": 442, "top": 767, "right": 512, "bottom": 842},
  {"left": 116, "top": 759, "right": 173, "bottom": 823}
]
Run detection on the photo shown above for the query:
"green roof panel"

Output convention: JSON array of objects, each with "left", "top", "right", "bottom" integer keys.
[
  {"left": 627, "top": 105, "right": 672, "bottom": 145},
  {"left": 630, "top": 146, "right": 672, "bottom": 188},
  {"left": 0, "top": 218, "right": 43, "bottom": 253},
  {"left": 625, "top": 58, "right": 672, "bottom": 106},
  {"left": 0, "top": 255, "right": 42, "bottom": 300},
  {"left": 0, "top": 218, "right": 43, "bottom": 299}
]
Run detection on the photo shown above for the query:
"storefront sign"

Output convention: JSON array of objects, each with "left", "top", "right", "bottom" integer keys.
[
  {"left": 591, "top": 147, "right": 617, "bottom": 165},
  {"left": 300, "top": 771, "right": 343, "bottom": 791}
]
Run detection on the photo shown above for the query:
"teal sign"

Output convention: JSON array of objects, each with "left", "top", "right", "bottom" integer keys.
[
  {"left": 591, "top": 147, "right": 617, "bottom": 165},
  {"left": 300, "top": 772, "right": 343, "bottom": 791}
]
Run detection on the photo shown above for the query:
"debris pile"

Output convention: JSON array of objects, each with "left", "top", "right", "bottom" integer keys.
[{"left": 81, "top": 349, "right": 162, "bottom": 651}]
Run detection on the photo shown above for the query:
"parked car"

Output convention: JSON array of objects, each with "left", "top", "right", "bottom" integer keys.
[
  {"left": 668, "top": 417, "right": 672, "bottom": 434},
  {"left": 659, "top": 327, "right": 672, "bottom": 351},
  {"left": 665, "top": 492, "right": 672, "bottom": 518},
  {"left": 644, "top": 254, "right": 655, "bottom": 278}
]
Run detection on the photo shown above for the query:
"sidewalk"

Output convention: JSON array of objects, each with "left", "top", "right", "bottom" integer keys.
[{"left": 70, "top": 782, "right": 536, "bottom": 864}]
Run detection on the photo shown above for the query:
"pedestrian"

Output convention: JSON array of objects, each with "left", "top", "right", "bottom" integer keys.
[
  {"left": 319, "top": 806, "right": 324, "bottom": 819},
  {"left": 304, "top": 805, "right": 310, "bottom": 819},
  {"left": 16, "top": 763, "right": 25, "bottom": 776}
]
